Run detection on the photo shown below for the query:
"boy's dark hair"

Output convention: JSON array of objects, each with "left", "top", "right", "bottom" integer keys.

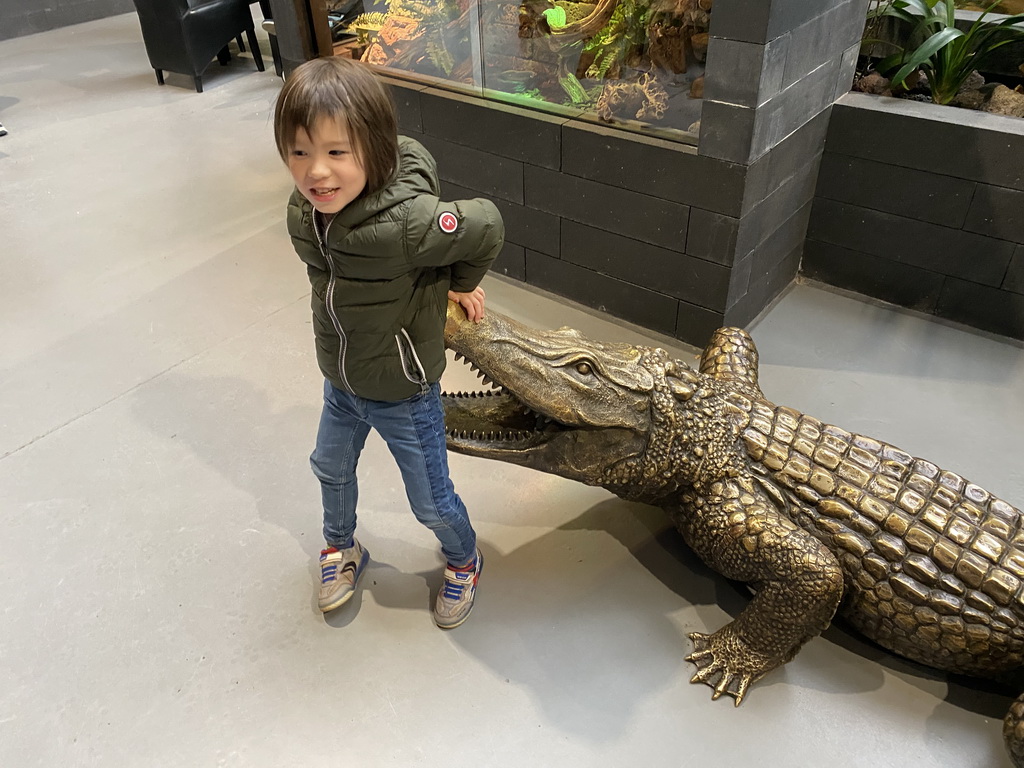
[{"left": 274, "top": 57, "right": 399, "bottom": 196}]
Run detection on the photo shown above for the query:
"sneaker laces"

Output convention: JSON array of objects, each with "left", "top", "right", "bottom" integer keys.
[
  {"left": 320, "top": 547, "right": 340, "bottom": 585},
  {"left": 441, "top": 563, "right": 476, "bottom": 600}
]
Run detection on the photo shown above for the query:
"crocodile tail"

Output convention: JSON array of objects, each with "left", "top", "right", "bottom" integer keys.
[
  {"left": 698, "top": 327, "right": 762, "bottom": 397},
  {"left": 1005, "top": 695, "right": 1024, "bottom": 767}
]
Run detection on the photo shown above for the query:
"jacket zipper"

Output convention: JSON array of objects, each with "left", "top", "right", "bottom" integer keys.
[
  {"left": 396, "top": 328, "right": 429, "bottom": 392},
  {"left": 313, "top": 212, "right": 354, "bottom": 394}
]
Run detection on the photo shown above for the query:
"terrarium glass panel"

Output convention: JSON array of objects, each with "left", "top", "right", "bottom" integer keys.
[{"left": 342, "top": 0, "right": 710, "bottom": 143}]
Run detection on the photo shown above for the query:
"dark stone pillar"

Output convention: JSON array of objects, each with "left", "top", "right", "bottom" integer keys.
[{"left": 699, "top": 0, "right": 870, "bottom": 327}]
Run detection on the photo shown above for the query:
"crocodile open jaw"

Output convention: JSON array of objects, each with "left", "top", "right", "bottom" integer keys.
[
  {"left": 441, "top": 302, "right": 649, "bottom": 484},
  {"left": 441, "top": 357, "right": 569, "bottom": 451}
]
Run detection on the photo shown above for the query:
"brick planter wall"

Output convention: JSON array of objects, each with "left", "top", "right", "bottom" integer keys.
[{"left": 804, "top": 93, "right": 1024, "bottom": 341}]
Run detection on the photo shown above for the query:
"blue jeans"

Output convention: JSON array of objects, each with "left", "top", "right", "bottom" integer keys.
[{"left": 310, "top": 379, "right": 477, "bottom": 567}]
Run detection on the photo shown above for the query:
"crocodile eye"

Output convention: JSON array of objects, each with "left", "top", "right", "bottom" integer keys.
[{"left": 575, "top": 362, "right": 592, "bottom": 375}]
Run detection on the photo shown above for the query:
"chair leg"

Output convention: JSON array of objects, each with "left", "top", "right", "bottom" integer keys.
[
  {"left": 245, "top": 27, "right": 265, "bottom": 72},
  {"left": 154, "top": 69, "right": 164, "bottom": 86},
  {"left": 236, "top": 34, "right": 246, "bottom": 52},
  {"left": 217, "top": 46, "right": 230, "bottom": 65},
  {"left": 193, "top": 75, "right": 203, "bottom": 93},
  {"left": 269, "top": 34, "right": 282, "bottom": 78}
]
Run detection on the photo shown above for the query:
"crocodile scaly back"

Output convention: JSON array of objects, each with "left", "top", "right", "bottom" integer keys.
[{"left": 737, "top": 396, "right": 1024, "bottom": 676}]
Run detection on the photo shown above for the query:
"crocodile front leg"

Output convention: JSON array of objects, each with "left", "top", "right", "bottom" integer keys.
[{"left": 674, "top": 476, "right": 844, "bottom": 705}]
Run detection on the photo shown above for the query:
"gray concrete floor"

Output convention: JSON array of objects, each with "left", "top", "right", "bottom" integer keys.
[{"left": 3, "top": 12, "right": 1024, "bottom": 768}]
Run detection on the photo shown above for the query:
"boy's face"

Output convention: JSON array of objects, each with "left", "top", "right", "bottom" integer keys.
[{"left": 287, "top": 117, "right": 368, "bottom": 215}]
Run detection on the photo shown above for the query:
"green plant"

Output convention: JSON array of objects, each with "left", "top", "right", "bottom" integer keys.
[
  {"left": 349, "top": 11, "right": 388, "bottom": 30},
  {"left": 870, "top": 0, "right": 1024, "bottom": 104},
  {"left": 581, "top": 0, "right": 649, "bottom": 80},
  {"left": 377, "top": 0, "right": 464, "bottom": 75}
]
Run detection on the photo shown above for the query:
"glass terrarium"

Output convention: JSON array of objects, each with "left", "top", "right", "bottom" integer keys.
[{"left": 339, "top": 0, "right": 711, "bottom": 143}]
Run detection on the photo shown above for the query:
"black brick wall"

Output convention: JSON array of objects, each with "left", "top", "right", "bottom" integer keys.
[
  {"left": 524, "top": 166, "right": 690, "bottom": 252},
  {"left": 805, "top": 93, "right": 1024, "bottom": 341},
  {"left": 560, "top": 122, "right": 746, "bottom": 216}
]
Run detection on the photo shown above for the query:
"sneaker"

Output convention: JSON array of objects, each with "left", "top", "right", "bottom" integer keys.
[
  {"left": 318, "top": 539, "right": 369, "bottom": 612},
  {"left": 433, "top": 551, "right": 482, "bottom": 629}
]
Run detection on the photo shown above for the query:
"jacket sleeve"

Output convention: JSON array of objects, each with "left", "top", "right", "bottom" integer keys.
[{"left": 403, "top": 194, "right": 504, "bottom": 292}]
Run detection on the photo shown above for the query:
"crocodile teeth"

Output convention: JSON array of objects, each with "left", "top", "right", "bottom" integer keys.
[{"left": 454, "top": 352, "right": 465, "bottom": 362}]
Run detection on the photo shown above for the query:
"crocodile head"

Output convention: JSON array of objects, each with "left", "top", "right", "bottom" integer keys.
[{"left": 442, "top": 302, "right": 704, "bottom": 502}]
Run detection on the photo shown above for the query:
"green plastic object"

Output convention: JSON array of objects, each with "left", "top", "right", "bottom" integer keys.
[{"left": 542, "top": 6, "right": 568, "bottom": 29}]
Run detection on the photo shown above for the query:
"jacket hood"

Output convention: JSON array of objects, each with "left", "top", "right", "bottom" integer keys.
[{"left": 289, "top": 135, "right": 439, "bottom": 229}]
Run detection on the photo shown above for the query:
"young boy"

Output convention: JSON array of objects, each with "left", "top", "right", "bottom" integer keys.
[{"left": 273, "top": 57, "right": 503, "bottom": 628}]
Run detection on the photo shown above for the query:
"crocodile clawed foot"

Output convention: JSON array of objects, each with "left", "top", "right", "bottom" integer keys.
[{"left": 686, "top": 627, "right": 776, "bottom": 707}]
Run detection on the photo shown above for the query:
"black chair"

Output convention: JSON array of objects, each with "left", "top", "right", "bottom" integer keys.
[{"left": 132, "top": 0, "right": 265, "bottom": 93}]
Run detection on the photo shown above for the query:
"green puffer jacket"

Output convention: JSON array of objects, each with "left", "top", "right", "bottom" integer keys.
[{"left": 286, "top": 136, "right": 503, "bottom": 401}]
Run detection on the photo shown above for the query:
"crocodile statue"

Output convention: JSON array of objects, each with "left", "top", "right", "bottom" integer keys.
[{"left": 440, "top": 301, "right": 1024, "bottom": 766}]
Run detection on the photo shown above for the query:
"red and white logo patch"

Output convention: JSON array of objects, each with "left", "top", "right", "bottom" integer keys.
[{"left": 438, "top": 211, "right": 458, "bottom": 234}]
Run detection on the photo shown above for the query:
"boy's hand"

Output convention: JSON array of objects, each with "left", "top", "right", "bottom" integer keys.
[{"left": 448, "top": 287, "right": 486, "bottom": 323}]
